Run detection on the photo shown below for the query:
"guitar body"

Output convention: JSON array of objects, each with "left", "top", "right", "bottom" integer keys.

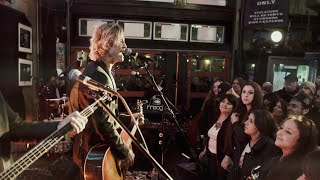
[
  {"left": 84, "top": 100, "right": 145, "bottom": 180},
  {"left": 84, "top": 144, "right": 123, "bottom": 180}
]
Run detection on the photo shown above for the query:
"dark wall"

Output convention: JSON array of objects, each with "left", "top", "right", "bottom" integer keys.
[
  {"left": 39, "top": 5, "right": 66, "bottom": 82},
  {"left": 0, "top": 4, "right": 31, "bottom": 118}
]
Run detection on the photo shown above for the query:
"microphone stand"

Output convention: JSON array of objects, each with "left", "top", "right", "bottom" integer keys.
[
  {"left": 57, "top": 58, "right": 82, "bottom": 78},
  {"left": 139, "top": 61, "right": 200, "bottom": 167},
  {"left": 95, "top": 94, "right": 173, "bottom": 180}
]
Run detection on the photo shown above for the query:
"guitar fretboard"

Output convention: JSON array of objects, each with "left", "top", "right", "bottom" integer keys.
[{"left": 0, "top": 94, "right": 109, "bottom": 180}]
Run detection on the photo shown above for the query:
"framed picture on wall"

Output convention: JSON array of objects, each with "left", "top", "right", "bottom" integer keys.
[
  {"left": 18, "top": 58, "right": 32, "bottom": 86},
  {"left": 18, "top": 23, "right": 32, "bottom": 53}
]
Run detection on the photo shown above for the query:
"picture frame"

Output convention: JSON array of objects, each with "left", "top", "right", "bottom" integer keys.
[
  {"left": 18, "top": 23, "right": 32, "bottom": 53},
  {"left": 18, "top": 58, "right": 32, "bottom": 86}
]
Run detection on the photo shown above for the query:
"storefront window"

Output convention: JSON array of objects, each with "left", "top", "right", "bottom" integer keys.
[{"left": 191, "top": 55, "right": 225, "bottom": 72}]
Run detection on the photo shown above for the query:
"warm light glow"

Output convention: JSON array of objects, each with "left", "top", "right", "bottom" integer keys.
[
  {"left": 204, "top": 59, "right": 211, "bottom": 65},
  {"left": 271, "top": 31, "right": 282, "bottom": 43}
]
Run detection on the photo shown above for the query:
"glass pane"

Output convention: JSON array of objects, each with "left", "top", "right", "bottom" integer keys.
[
  {"left": 114, "top": 74, "right": 164, "bottom": 92},
  {"left": 272, "top": 64, "right": 310, "bottom": 91},
  {"left": 191, "top": 76, "right": 213, "bottom": 93},
  {"left": 117, "top": 21, "right": 152, "bottom": 39},
  {"left": 191, "top": 55, "right": 225, "bottom": 72},
  {"left": 154, "top": 22, "right": 188, "bottom": 41},
  {"left": 154, "top": 54, "right": 164, "bottom": 70},
  {"left": 190, "top": 25, "right": 224, "bottom": 43},
  {"left": 79, "top": 19, "right": 114, "bottom": 36},
  {"left": 114, "top": 75, "right": 146, "bottom": 91},
  {"left": 116, "top": 54, "right": 151, "bottom": 69}
]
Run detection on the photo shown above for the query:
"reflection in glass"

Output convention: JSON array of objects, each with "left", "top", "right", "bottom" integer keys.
[
  {"left": 116, "top": 54, "right": 151, "bottom": 69},
  {"left": 191, "top": 55, "right": 225, "bottom": 72},
  {"left": 115, "top": 74, "right": 164, "bottom": 92}
]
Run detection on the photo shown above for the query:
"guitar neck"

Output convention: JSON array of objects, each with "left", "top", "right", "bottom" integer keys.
[{"left": 0, "top": 94, "right": 108, "bottom": 180}]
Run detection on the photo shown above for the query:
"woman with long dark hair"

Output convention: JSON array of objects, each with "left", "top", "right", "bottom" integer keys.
[
  {"left": 227, "top": 82, "right": 263, "bottom": 179},
  {"left": 236, "top": 110, "right": 281, "bottom": 180},
  {"left": 261, "top": 115, "right": 318, "bottom": 180},
  {"left": 198, "top": 94, "right": 238, "bottom": 180}
]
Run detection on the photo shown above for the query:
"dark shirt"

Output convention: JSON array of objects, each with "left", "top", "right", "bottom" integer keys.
[
  {"left": 260, "top": 155, "right": 304, "bottom": 180},
  {"left": 307, "top": 108, "right": 320, "bottom": 145},
  {"left": 240, "top": 137, "right": 281, "bottom": 180},
  {"left": 275, "top": 87, "right": 299, "bottom": 103},
  {"left": 0, "top": 91, "right": 58, "bottom": 171}
]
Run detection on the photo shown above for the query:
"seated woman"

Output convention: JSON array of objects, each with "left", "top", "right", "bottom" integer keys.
[
  {"left": 260, "top": 115, "right": 318, "bottom": 180},
  {"left": 236, "top": 110, "right": 281, "bottom": 180},
  {"left": 198, "top": 94, "right": 238, "bottom": 180}
]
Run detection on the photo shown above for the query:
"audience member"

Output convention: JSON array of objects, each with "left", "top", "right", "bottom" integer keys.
[
  {"left": 287, "top": 93, "right": 311, "bottom": 116},
  {"left": 261, "top": 82, "right": 273, "bottom": 97},
  {"left": 272, "top": 98, "right": 288, "bottom": 126},
  {"left": 199, "top": 94, "right": 238, "bottom": 180},
  {"left": 300, "top": 81, "right": 316, "bottom": 102},
  {"left": 261, "top": 115, "right": 318, "bottom": 180},
  {"left": 201, "top": 79, "right": 222, "bottom": 111},
  {"left": 307, "top": 88, "right": 320, "bottom": 144},
  {"left": 263, "top": 92, "right": 278, "bottom": 112},
  {"left": 232, "top": 77, "right": 245, "bottom": 96},
  {"left": 275, "top": 73, "right": 299, "bottom": 102},
  {"left": 227, "top": 82, "right": 263, "bottom": 179},
  {"left": 229, "top": 110, "right": 281, "bottom": 180}
]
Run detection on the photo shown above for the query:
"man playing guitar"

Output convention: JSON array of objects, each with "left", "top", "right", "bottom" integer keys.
[{"left": 69, "top": 23, "right": 144, "bottom": 179}]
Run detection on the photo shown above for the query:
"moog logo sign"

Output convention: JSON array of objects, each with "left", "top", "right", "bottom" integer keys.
[{"left": 146, "top": 95, "right": 163, "bottom": 112}]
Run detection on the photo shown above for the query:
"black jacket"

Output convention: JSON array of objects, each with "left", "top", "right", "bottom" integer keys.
[
  {"left": 70, "top": 61, "right": 131, "bottom": 169},
  {"left": 275, "top": 87, "right": 299, "bottom": 103},
  {"left": 239, "top": 137, "right": 281, "bottom": 180},
  {"left": 260, "top": 155, "right": 304, "bottom": 180}
]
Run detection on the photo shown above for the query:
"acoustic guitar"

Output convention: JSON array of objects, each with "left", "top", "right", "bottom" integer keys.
[
  {"left": 84, "top": 99, "right": 145, "bottom": 180},
  {"left": 0, "top": 94, "right": 110, "bottom": 180}
]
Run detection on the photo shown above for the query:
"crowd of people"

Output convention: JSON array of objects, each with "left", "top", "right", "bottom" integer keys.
[
  {"left": 198, "top": 75, "right": 320, "bottom": 180},
  {"left": 1, "top": 22, "right": 320, "bottom": 180}
]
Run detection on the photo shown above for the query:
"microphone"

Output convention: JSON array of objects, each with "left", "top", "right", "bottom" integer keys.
[
  {"left": 123, "top": 48, "right": 154, "bottom": 62},
  {"left": 68, "top": 69, "right": 117, "bottom": 95}
]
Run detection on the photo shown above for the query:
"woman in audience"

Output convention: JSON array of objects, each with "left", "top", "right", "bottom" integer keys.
[
  {"left": 232, "top": 110, "right": 281, "bottom": 180},
  {"left": 198, "top": 94, "right": 238, "bottom": 180},
  {"left": 261, "top": 115, "right": 318, "bottom": 180},
  {"left": 201, "top": 79, "right": 223, "bottom": 111},
  {"left": 272, "top": 98, "right": 288, "bottom": 126},
  {"left": 232, "top": 77, "right": 245, "bottom": 96},
  {"left": 227, "top": 82, "right": 263, "bottom": 179}
]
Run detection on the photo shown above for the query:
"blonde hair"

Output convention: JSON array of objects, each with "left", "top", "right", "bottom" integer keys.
[{"left": 89, "top": 23, "right": 124, "bottom": 61}]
